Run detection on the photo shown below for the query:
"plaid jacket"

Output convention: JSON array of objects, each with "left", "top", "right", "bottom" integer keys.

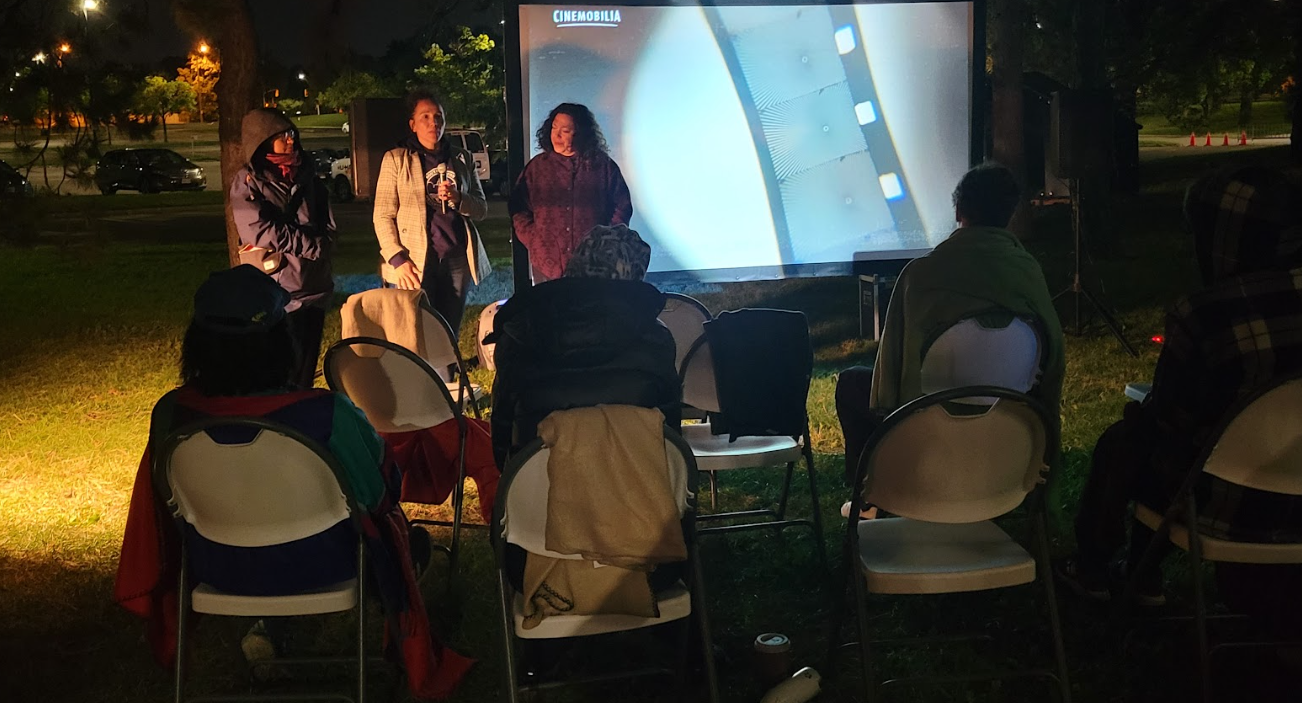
[
  {"left": 372, "top": 141, "right": 492, "bottom": 285},
  {"left": 1144, "top": 266, "right": 1302, "bottom": 541}
]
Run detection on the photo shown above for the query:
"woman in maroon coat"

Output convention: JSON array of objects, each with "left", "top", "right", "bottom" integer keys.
[{"left": 508, "top": 103, "right": 633, "bottom": 282}]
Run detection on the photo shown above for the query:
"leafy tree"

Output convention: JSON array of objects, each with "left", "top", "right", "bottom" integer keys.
[
  {"left": 134, "top": 75, "right": 196, "bottom": 142},
  {"left": 413, "top": 27, "right": 505, "bottom": 144},
  {"left": 277, "top": 97, "right": 304, "bottom": 114},
  {"left": 177, "top": 50, "right": 220, "bottom": 122},
  {"left": 317, "top": 69, "right": 397, "bottom": 111}
]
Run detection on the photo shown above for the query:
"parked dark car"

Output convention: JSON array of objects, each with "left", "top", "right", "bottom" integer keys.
[
  {"left": 0, "top": 159, "right": 35, "bottom": 198},
  {"left": 94, "top": 148, "right": 206, "bottom": 195}
]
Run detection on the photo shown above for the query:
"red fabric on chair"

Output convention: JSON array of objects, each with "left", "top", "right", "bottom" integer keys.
[{"left": 381, "top": 417, "right": 499, "bottom": 522}]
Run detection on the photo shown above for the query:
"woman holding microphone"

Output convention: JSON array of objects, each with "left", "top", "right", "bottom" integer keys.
[{"left": 373, "top": 88, "right": 492, "bottom": 335}]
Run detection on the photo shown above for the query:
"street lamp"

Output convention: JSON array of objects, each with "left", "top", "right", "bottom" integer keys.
[
  {"left": 80, "top": 0, "right": 99, "bottom": 20},
  {"left": 32, "top": 52, "right": 47, "bottom": 64},
  {"left": 198, "top": 42, "right": 210, "bottom": 55}
]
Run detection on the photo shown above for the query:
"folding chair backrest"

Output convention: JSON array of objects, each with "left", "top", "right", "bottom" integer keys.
[
  {"left": 158, "top": 420, "right": 353, "bottom": 547},
  {"left": 478, "top": 299, "right": 506, "bottom": 371},
  {"left": 324, "top": 338, "right": 457, "bottom": 434},
  {"left": 659, "top": 293, "right": 712, "bottom": 373},
  {"left": 1204, "top": 377, "right": 1302, "bottom": 495},
  {"left": 681, "top": 338, "right": 721, "bottom": 414},
  {"left": 417, "top": 303, "right": 461, "bottom": 378},
  {"left": 500, "top": 435, "right": 692, "bottom": 560},
  {"left": 864, "top": 390, "right": 1049, "bottom": 524},
  {"left": 920, "top": 317, "right": 1041, "bottom": 400}
]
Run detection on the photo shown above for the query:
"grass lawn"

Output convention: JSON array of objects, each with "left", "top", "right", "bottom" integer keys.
[
  {"left": 2, "top": 145, "right": 1299, "bottom": 702},
  {"left": 1136, "top": 99, "right": 1289, "bottom": 136}
]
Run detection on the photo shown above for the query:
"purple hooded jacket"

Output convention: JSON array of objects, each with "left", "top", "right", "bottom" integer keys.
[{"left": 508, "top": 150, "right": 632, "bottom": 281}]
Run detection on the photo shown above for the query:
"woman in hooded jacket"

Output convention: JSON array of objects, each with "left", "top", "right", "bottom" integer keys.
[{"left": 229, "top": 107, "right": 335, "bottom": 389}]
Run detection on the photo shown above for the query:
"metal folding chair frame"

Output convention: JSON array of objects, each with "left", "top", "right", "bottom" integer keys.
[
  {"left": 489, "top": 432, "right": 721, "bottom": 703},
  {"left": 1119, "top": 372, "right": 1302, "bottom": 703},
  {"left": 155, "top": 417, "right": 379, "bottom": 703},
  {"left": 324, "top": 337, "right": 486, "bottom": 596},
  {"left": 828, "top": 387, "right": 1072, "bottom": 703},
  {"left": 678, "top": 336, "right": 829, "bottom": 572}
]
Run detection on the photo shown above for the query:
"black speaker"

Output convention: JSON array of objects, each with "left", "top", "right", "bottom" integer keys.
[
  {"left": 1049, "top": 90, "right": 1112, "bottom": 178},
  {"left": 348, "top": 98, "right": 408, "bottom": 200}
]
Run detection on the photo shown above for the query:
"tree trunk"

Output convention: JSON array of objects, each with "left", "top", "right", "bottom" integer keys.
[
  {"left": 208, "top": 1, "right": 259, "bottom": 266},
  {"left": 161, "top": 114, "right": 168, "bottom": 142},
  {"left": 989, "top": 0, "right": 1029, "bottom": 236},
  {"left": 1293, "top": 5, "right": 1302, "bottom": 164}
]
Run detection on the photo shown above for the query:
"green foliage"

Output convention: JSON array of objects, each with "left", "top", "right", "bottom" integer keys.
[
  {"left": 133, "top": 76, "right": 196, "bottom": 142},
  {"left": 276, "top": 97, "right": 304, "bottom": 114},
  {"left": 413, "top": 26, "right": 505, "bottom": 145},
  {"left": 176, "top": 52, "right": 220, "bottom": 122},
  {"left": 317, "top": 69, "right": 397, "bottom": 111}
]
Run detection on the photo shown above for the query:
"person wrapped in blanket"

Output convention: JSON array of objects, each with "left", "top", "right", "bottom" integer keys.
[
  {"left": 485, "top": 224, "right": 683, "bottom": 595},
  {"left": 113, "top": 265, "right": 473, "bottom": 699}
]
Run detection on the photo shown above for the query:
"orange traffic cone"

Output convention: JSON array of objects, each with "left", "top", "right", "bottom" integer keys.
[
  {"left": 1222, "top": 133, "right": 1230, "bottom": 146},
  {"left": 1204, "top": 132, "right": 1213, "bottom": 146},
  {"left": 1189, "top": 132, "right": 1196, "bottom": 147},
  {"left": 1239, "top": 131, "right": 1248, "bottom": 146}
]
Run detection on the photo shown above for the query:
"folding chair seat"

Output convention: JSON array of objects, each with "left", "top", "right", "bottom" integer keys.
[
  {"left": 679, "top": 310, "right": 827, "bottom": 567},
  {"left": 1122, "top": 374, "right": 1302, "bottom": 703},
  {"left": 323, "top": 337, "right": 478, "bottom": 585},
  {"left": 832, "top": 387, "right": 1071, "bottom": 703},
  {"left": 154, "top": 417, "right": 374, "bottom": 703},
  {"left": 341, "top": 289, "right": 485, "bottom": 418},
  {"left": 491, "top": 420, "right": 720, "bottom": 703}
]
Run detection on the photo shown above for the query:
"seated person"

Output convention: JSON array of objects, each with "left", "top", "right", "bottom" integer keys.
[
  {"left": 836, "top": 163, "right": 1065, "bottom": 491},
  {"left": 1058, "top": 167, "right": 1302, "bottom": 604},
  {"left": 114, "top": 265, "right": 471, "bottom": 698},
  {"left": 487, "top": 223, "right": 680, "bottom": 471}
]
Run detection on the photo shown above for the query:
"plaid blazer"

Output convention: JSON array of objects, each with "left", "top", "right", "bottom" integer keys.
[
  {"left": 372, "top": 143, "right": 492, "bottom": 285},
  {"left": 1144, "top": 265, "right": 1302, "bottom": 541}
]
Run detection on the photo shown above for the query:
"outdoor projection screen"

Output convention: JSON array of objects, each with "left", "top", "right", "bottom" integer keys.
[{"left": 506, "top": 0, "right": 980, "bottom": 283}]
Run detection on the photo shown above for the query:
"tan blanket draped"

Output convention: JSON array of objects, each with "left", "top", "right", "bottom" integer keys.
[
  {"left": 341, "top": 289, "right": 426, "bottom": 360},
  {"left": 521, "top": 405, "right": 687, "bottom": 628}
]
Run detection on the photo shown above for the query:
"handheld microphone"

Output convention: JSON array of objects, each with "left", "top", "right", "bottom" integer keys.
[{"left": 434, "top": 164, "right": 448, "bottom": 213}]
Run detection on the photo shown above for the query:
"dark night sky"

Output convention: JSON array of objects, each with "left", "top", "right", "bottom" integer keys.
[{"left": 131, "top": 0, "right": 494, "bottom": 65}]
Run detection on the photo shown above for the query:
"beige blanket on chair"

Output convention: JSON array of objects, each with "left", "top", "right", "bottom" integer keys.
[
  {"left": 521, "top": 405, "right": 687, "bottom": 629},
  {"left": 340, "top": 288, "right": 426, "bottom": 360}
]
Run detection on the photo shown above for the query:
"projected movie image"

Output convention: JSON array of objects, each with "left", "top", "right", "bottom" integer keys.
[{"left": 519, "top": 2, "right": 974, "bottom": 281}]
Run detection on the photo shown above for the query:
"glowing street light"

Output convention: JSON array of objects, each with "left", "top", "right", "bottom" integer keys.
[
  {"left": 33, "top": 52, "right": 47, "bottom": 64},
  {"left": 79, "top": 0, "right": 99, "bottom": 20},
  {"left": 297, "top": 72, "right": 306, "bottom": 81},
  {"left": 59, "top": 43, "right": 72, "bottom": 54},
  {"left": 198, "top": 42, "right": 210, "bottom": 55}
]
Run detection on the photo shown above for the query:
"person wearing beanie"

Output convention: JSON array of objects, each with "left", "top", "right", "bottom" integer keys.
[
  {"left": 372, "top": 88, "right": 491, "bottom": 337},
  {"left": 230, "top": 107, "right": 336, "bottom": 389},
  {"left": 113, "top": 265, "right": 474, "bottom": 698}
]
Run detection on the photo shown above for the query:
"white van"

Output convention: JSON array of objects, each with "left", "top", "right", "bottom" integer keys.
[{"left": 446, "top": 129, "right": 490, "bottom": 183}]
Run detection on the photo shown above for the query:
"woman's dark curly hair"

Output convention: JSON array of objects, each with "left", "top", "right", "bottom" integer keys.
[{"left": 535, "top": 103, "right": 608, "bottom": 159}]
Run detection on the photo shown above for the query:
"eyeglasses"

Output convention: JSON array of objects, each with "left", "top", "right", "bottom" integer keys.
[{"left": 275, "top": 130, "right": 297, "bottom": 142}]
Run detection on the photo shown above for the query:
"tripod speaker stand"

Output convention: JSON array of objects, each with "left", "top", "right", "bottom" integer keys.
[{"left": 1052, "top": 179, "right": 1137, "bottom": 357}]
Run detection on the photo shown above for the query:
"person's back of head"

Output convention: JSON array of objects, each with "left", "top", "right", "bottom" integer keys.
[
  {"left": 180, "top": 265, "right": 300, "bottom": 396},
  {"left": 952, "top": 163, "right": 1021, "bottom": 228},
  {"left": 1183, "top": 166, "right": 1302, "bottom": 286},
  {"left": 562, "top": 224, "right": 652, "bottom": 281}
]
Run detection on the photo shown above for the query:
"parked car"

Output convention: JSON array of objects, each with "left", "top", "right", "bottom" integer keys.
[
  {"left": 305, "top": 148, "right": 340, "bottom": 180},
  {"left": 0, "top": 159, "right": 35, "bottom": 198},
  {"left": 446, "top": 129, "right": 490, "bottom": 184},
  {"left": 329, "top": 154, "right": 353, "bottom": 201},
  {"left": 341, "top": 121, "right": 350, "bottom": 134},
  {"left": 94, "top": 148, "right": 206, "bottom": 195}
]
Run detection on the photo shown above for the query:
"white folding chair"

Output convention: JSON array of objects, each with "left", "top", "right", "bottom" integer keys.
[
  {"left": 323, "top": 337, "right": 477, "bottom": 587},
  {"left": 1122, "top": 374, "right": 1302, "bottom": 703},
  {"left": 659, "top": 293, "right": 713, "bottom": 421},
  {"left": 679, "top": 335, "right": 828, "bottom": 569},
  {"left": 153, "top": 417, "right": 373, "bottom": 703},
  {"left": 416, "top": 299, "right": 486, "bottom": 418},
  {"left": 341, "top": 289, "right": 485, "bottom": 418},
  {"left": 477, "top": 299, "right": 506, "bottom": 371},
  {"left": 832, "top": 387, "right": 1071, "bottom": 703},
  {"left": 491, "top": 427, "right": 720, "bottom": 703}
]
